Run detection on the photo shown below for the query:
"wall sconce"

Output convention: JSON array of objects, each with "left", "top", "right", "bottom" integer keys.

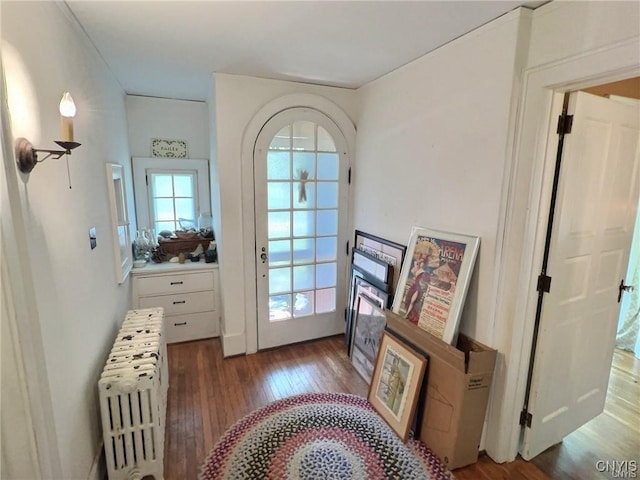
[{"left": 15, "top": 92, "right": 81, "bottom": 174}]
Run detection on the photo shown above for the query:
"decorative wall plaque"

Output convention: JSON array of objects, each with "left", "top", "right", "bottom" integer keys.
[{"left": 151, "top": 139, "right": 188, "bottom": 158}]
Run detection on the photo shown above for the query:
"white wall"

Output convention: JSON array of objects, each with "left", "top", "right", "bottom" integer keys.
[
  {"left": 125, "top": 95, "right": 209, "bottom": 159},
  {"left": 213, "top": 74, "right": 357, "bottom": 355},
  {"left": 354, "top": 8, "right": 531, "bottom": 344},
  {"left": 2, "top": 2, "right": 134, "bottom": 478}
]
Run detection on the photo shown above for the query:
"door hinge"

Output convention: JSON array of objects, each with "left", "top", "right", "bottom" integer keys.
[
  {"left": 346, "top": 241, "right": 350, "bottom": 256},
  {"left": 520, "top": 409, "right": 532, "bottom": 428},
  {"left": 537, "top": 274, "right": 552, "bottom": 293},
  {"left": 145, "top": 174, "right": 148, "bottom": 186},
  {"left": 348, "top": 167, "right": 351, "bottom": 184},
  {"left": 557, "top": 114, "right": 573, "bottom": 135}
]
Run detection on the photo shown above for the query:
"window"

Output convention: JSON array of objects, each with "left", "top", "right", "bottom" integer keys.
[
  {"left": 132, "top": 158, "right": 210, "bottom": 234},
  {"left": 148, "top": 170, "right": 198, "bottom": 232}
]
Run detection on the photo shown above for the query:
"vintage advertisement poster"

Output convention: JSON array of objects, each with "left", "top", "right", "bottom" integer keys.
[{"left": 396, "top": 234, "right": 468, "bottom": 340}]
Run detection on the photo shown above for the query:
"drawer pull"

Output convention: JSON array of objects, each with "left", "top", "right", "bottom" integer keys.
[
  {"left": 173, "top": 300, "right": 186, "bottom": 305},
  {"left": 170, "top": 281, "right": 184, "bottom": 285},
  {"left": 174, "top": 321, "right": 187, "bottom": 326}
]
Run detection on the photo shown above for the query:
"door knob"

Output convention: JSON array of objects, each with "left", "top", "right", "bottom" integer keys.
[
  {"left": 618, "top": 279, "right": 634, "bottom": 303},
  {"left": 260, "top": 252, "right": 268, "bottom": 263}
]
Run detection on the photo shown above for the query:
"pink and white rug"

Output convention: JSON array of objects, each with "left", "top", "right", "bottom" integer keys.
[{"left": 199, "top": 392, "right": 454, "bottom": 480}]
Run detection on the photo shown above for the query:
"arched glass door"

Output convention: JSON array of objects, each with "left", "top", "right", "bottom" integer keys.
[{"left": 254, "top": 108, "right": 350, "bottom": 349}]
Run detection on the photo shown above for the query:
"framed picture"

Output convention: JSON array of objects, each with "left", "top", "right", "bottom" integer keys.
[
  {"left": 350, "top": 294, "right": 387, "bottom": 383},
  {"left": 354, "top": 230, "right": 407, "bottom": 296},
  {"left": 346, "top": 265, "right": 389, "bottom": 355},
  {"left": 392, "top": 227, "right": 480, "bottom": 344},
  {"left": 352, "top": 247, "right": 392, "bottom": 287},
  {"left": 368, "top": 331, "right": 427, "bottom": 442}
]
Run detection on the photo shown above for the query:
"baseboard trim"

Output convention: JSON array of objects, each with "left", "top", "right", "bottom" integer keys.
[{"left": 222, "top": 331, "right": 246, "bottom": 357}]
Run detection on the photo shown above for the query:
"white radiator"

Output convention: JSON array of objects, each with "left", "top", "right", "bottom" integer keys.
[{"left": 99, "top": 308, "right": 168, "bottom": 480}]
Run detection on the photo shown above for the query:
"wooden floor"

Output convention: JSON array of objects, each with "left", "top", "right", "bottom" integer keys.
[{"left": 164, "top": 336, "right": 638, "bottom": 480}]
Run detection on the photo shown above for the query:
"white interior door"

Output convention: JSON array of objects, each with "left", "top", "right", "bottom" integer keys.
[
  {"left": 254, "top": 108, "right": 350, "bottom": 350},
  {"left": 521, "top": 91, "right": 640, "bottom": 459}
]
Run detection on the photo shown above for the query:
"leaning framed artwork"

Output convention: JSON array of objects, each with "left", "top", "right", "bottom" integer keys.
[
  {"left": 346, "top": 265, "right": 389, "bottom": 355},
  {"left": 352, "top": 247, "right": 392, "bottom": 287},
  {"left": 392, "top": 227, "right": 480, "bottom": 344},
  {"left": 354, "top": 230, "right": 407, "bottom": 296},
  {"left": 350, "top": 294, "right": 387, "bottom": 383},
  {"left": 368, "top": 331, "right": 427, "bottom": 442}
]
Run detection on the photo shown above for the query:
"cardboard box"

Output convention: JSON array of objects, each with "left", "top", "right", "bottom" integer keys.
[{"left": 385, "top": 310, "right": 497, "bottom": 470}]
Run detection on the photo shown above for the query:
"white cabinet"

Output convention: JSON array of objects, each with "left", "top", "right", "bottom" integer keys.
[{"left": 131, "top": 262, "right": 220, "bottom": 344}]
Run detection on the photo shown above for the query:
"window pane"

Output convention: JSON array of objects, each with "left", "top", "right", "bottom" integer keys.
[
  {"left": 268, "top": 212, "right": 290, "bottom": 239},
  {"left": 267, "top": 151, "right": 290, "bottom": 180},
  {"left": 316, "top": 210, "right": 337, "bottom": 236},
  {"left": 293, "top": 239, "right": 314, "bottom": 264},
  {"left": 270, "top": 126, "right": 290, "bottom": 150},
  {"left": 269, "top": 267, "right": 291, "bottom": 294},
  {"left": 316, "top": 262, "right": 336, "bottom": 289},
  {"left": 292, "top": 121, "right": 315, "bottom": 151},
  {"left": 317, "top": 127, "right": 336, "bottom": 152},
  {"left": 294, "top": 291, "right": 314, "bottom": 317},
  {"left": 154, "top": 198, "right": 174, "bottom": 221},
  {"left": 268, "top": 182, "right": 291, "bottom": 210},
  {"left": 293, "top": 182, "right": 315, "bottom": 209},
  {"left": 269, "top": 240, "right": 291, "bottom": 267},
  {"left": 317, "top": 153, "right": 338, "bottom": 180},
  {"left": 152, "top": 175, "right": 173, "bottom": 197},
  {"left": 316, "top": 288, "right": 336, "bottom": 313},
  {"left": 173, "top": 174, "right": 194, "bottom": 197},
  {"left": 293, "top": 211, "right": 315, "bottom": 237},
  {"left": 175, "top": 198, "right": 195, "bottom": 221},
  {"left": 293, "top": 265, "right": 314, "bottom": 291},
  {"left": 317, "top": 182, "right": 338, "bottom": 209},
  {"left": 270, "top": 294, "right": 291, "bottom": 321},
  {"left": 155, "top": 221, "right": 175, "bottom": 233},
  {"left": 316, "top": 237, "right": 337, "bottom": 262},
  {"left": 293, "top": 153, "right": 315, "bottom": 179}
]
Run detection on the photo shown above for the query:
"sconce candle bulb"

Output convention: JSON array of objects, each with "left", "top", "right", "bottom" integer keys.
[{"left": 59, "top": 92, "right": 76, "bottom": 142}]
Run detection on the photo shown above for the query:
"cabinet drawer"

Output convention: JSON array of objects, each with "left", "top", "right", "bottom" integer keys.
[
  {"left": 166, "top": 311, "right": 218, "bottom": 344},
  {"left": 136, "top": 271, "right": 213, "bottom": 296},
  {"left": 139, "top": 291, "right": 215, "bottom": 316}
]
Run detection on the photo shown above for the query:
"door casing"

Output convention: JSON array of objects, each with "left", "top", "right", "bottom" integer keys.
[
  {"left": 484, "top": 38, "right": 640, "bottom": 463},
  {"left": 239, "top": 94, "right": 356, "bottom": 355}
]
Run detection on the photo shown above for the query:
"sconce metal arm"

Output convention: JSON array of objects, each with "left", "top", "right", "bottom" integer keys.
[{"left": 15, "top": 137, "right": 81, "bottom": 174}]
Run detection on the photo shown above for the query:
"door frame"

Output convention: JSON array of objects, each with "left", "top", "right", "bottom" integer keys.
[
  {"left": 485, "top": 38, "right": 640, "bottom": 463},
  {"left": 240, "top": 94, "right": 356, "bottom": 354}
]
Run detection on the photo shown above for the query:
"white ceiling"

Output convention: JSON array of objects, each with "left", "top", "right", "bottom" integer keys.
[{"left": 65, "top": 1, "right": 544, "bottom": 101}]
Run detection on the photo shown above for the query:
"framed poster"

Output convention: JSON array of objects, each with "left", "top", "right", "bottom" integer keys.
[
  {"left": 368, "top": 331, "right": 427, "bottom": 442},
  {"left": 346, "top": 265, "right": 389, "bottom": 355},
  {"left": 350, "top": 294, "right": 387, "bottom": 383},
  {"left": 354, "top": 230, "right": 407, "bottom": 296},
  {"left": 392, "top": 227, "right": 480, "bottom": 344},
  {"left": 352, "top": 247, "right": 392, "bottom": 287}
]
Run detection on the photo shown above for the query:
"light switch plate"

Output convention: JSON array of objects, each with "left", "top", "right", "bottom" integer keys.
[{"left": 89, "top": 227, "right": 97, "bottom": 249}]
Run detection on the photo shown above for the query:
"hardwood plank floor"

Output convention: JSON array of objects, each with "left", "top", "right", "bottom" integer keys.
[{"left": 163, "top": 337, "right": 637, "bottom": 479}]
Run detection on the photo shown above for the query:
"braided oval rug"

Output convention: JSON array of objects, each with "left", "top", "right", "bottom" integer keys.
[{"left": 199, "top": 392, "right": 454, "bottom": 480}]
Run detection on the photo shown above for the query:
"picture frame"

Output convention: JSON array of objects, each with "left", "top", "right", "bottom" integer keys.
[
  {"left": 345, "top": 265, "right": 389, "bottom": 355},
  {"left": 392, "top": 227, "right": 480, "bottom": 345},
  {"left": 350, "top": 294, "right": 387, "bottom": 383},
  {"left": 352, "top": 247, "right": 392, "bottom": 287},
  {"left": 368, "top": 331, "right": 427, "bottom": 442},
  {"left": 354, "top": 230, "right": 407, "bottom": 296}
]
